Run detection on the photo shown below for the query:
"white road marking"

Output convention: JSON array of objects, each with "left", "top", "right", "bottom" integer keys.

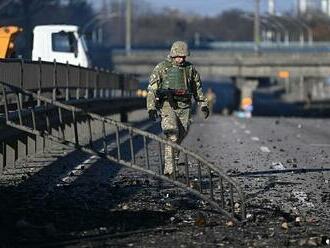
[
  {"left": 251, "top": 136, "right": 260, "bottom": 141},
  {"left": 58, "top": 155, "right": 98, "bottom": 185},
  {"left": 57, "top": 121, "right": 154, "bottom": 187},
  {"left": 260, "top": 146, "right": 271, "bottom": 153}
]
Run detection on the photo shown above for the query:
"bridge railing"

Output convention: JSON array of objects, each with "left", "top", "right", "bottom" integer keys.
[
  {"left": 1, "top": 81, "right": 246, "bottom": 221},
  {"left": 0, "top": 59, "right": 139, "bottom": 106},
  {"left": 0, "top": 58, "right": 146, "bottom": 173}
]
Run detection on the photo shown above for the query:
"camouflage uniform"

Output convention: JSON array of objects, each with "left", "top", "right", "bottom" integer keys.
[{"left": 147, "top": 41, "right": 208, "bottom": 175}]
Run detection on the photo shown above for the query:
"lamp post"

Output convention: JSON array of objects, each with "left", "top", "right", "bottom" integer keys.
[
  {"left": 266, "top": 14, "right": 290, "bottom": 45},
  {"left": 254, "top": 0, "right": 261, "bottom": 51},
  {"left": 243, "top": 13, "right": 285, "bottom": 44},
  {"left": 81, "top": 12, "right": 119, "bottom": 44},
  {"left": 125, "top": 0, "right": 132, "bottom": 55},
  {"left": 279, "top": 15, "right": 305, "bottom": 45},
  {"left": 297, "top": 17, "right": 313, "bottom": 45},
  {"left": 261, "top": 17, "right": 283, "bottom": 43}
]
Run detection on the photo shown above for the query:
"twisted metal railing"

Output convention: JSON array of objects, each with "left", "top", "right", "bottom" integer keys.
[{"left": 0, "top": 81, "right": 246, "bottom": 221}]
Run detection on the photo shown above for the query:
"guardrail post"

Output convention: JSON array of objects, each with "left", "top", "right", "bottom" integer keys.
[
  {"left": 53, "top": 59, "right": 57, "bottom": 100},
  {"left": 105, "top": 69, "right": 110, "bottom": 98},
  {"left": 6, "top": 139, "right": 16, "bottom": 169},
  {"left": 0, "top": 140, "right": 5, "bottom": 174},
  {"left": 76, "top": 64, "right": 81, "bottom": 99},
  {"left": 66, "top": 61, "right": 70, "bottom": 101},
  {"left": 17, "top": 135, "right": 27, "bottom": 164},
  {"left": 143, "top": 136, "right": 150, "bottom": 169},
  {"left": 72, "top": 107, "right": 79, "bottom": 147},
  {"left": 119, "top": 74, "right": 128, "bottom": 122},
  {"left": 85, "top": 69, "right": 89, "bottom": 99},
  {"left": 99, "top": 68, "right": 104, "bottom": 98},
  {"left": 94, "top": 67, "right": 99, "bottom": 98},
  {"left": 27, "top": 134, "right": 36, "bottom": 157},
  {"left": 65, "top": 118, "right": 73, "bottom": 142},
  {"left": 19, "top": 58, "right": 24, "bottom": 109},
  {"left": 35, "top": 134, "right": 44, "bottom": 154},
  {"left": 38, "top": 58, "right": 42, "bottom": 106},
  {"left": 120, "top": 74, "right": 124, "bottom": 97}
]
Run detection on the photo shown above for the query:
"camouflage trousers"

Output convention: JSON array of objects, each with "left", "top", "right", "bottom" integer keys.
[{"left": 160, "top": 101, "right": 191, "bottom": 175}]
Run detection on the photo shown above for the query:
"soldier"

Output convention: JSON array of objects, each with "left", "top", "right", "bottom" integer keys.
[
  {"left": 147, "top": 41, "right": 209, "bottom": 176},
  {"left": 206, "top": 88, "right": 217, "bottom": 115}
]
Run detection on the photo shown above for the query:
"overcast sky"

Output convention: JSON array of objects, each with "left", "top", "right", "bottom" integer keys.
[{"left": 90, "top": 0, "right": 295, "bottom": 16}]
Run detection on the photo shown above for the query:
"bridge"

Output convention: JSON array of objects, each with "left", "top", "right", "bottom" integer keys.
[
  {"left": 112, "top": 49, "right": 330, "bottom": 79},
  {"left": 0, "top": 58, "right": 246, "bottom": 229},
  {"left": 112, "top": 48, "right": 330, "bottom": 108},
  {"left": 1, "top": 53, "right": 330, "bottom": 246}
]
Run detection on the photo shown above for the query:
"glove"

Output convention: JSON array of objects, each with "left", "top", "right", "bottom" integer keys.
[
  {"left": 201, "top": 106, "right": 209, "bottom": 119},
  {"left": 148, "top": 109, "right": 158, "bottom": 121}
]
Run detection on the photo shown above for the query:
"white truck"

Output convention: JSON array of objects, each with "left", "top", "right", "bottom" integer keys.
[{"left": 31, "top": 25, "right": 90, "bottom": 67}]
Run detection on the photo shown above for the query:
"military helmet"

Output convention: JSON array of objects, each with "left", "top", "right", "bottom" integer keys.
[{"left": 169, "top": 41, "right": 190, "bottom": 57}]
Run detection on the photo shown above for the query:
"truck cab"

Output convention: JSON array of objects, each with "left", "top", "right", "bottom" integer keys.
[{"left": 32, "top": 25, "right": 90, "bottom": 67}]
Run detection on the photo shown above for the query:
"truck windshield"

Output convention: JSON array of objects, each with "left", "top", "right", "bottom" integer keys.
[{"left": 52, "top": 31, "right": 77, "bottom": 53}]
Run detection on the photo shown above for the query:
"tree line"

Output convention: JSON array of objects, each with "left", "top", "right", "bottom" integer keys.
[{"left": 1, "top": 0, "right": 330, "bottom": 66}]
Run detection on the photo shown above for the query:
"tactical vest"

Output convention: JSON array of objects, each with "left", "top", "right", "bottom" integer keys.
[{"left": 161, "top": 65, "right": 187, "bottom": 90}]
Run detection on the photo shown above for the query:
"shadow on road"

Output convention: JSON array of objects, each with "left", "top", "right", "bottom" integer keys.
[{"left": 0, "top": 118, "right": 184, "bottom": 246}]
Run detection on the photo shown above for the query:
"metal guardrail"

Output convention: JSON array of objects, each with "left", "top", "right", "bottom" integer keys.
[
  {"left": 0, "top": 58, "right": 138, "bottom": 105},
  {"left": 113, "top": 42, "right": 330, "bottom": 54},
  {"left": 1, "top": 81, "right": 246, "bottom": 221}
]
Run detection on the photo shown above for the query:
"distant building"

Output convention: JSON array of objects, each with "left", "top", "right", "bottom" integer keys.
[
  {"left": 297, "top": 0, "right": 307, "bottom": 14},
  {"left": 268, "top": 0, "right": 275, "bottom": 15},
  {"left": 296, "top": 0, "right": 322, "bottom": 15},
  {"left": 321, "top": 0, "right": 330, "bottom": 15}
]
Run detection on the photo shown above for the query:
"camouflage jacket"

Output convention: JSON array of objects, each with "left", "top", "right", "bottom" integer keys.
[{"left": 147, "top": 57, "right": 207, "bottom": 111}]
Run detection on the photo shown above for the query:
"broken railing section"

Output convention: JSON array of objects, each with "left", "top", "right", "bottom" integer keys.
[{"left": 0, "top": 81, "right": 246, "bottom": 221}]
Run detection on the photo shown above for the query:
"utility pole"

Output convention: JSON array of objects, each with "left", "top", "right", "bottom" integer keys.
[
  {"left": 254, "top": 0, "right": 260, "bottom": 51},
  {"left": 125, "top": 0, "right": 132, "bottom": 55}
]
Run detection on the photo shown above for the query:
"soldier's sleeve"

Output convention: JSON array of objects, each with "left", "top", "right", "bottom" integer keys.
[
  {"left": 146, "top": 64, "right": 161, "bottom": 111},
  {"left": 191, "top": 66, "right": 208, "bottom": 107}
]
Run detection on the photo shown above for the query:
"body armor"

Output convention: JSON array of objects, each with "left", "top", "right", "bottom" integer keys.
[{"left": 161, "top": 66, "right": 187, "bottom": 90}]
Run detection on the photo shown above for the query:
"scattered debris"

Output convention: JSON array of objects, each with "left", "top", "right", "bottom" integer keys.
[
  {"left": 225, "top": 220, "right": 234, "bottom": 227},
  {"left": 194, "top": 212, "right": 207, "bottom": 227},
  {"left": 281, "top": 222, "right": 289, "bottom": 230},
  {"left": 271, "top": 161, "right": 285, "bottom": 170},
  {"left": 260, "top": 146, "right": 271, "bottom": 153}
]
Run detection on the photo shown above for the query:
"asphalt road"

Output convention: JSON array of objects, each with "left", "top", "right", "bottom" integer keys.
[{"left": 1, "top": 112, "right": 330, "bottom": 247}]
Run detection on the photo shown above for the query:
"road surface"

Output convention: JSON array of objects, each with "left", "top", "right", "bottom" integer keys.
[{"left": 1, "top": 113, "right": 330, "bottom": 247}]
